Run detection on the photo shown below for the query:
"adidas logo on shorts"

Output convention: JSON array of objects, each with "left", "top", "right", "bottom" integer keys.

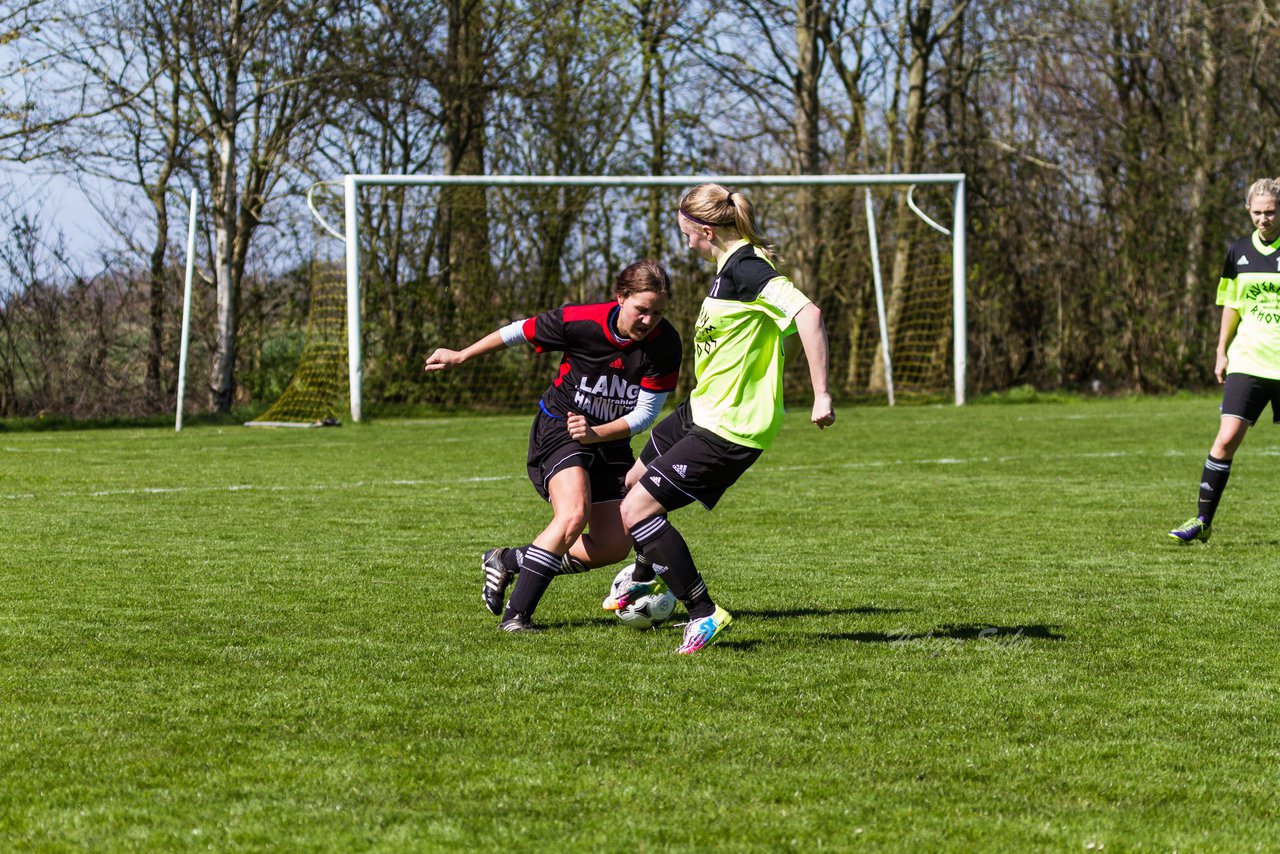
[
  {"left": 649, "top": 475, "right": 663, "bottom": 487},
  {"left": 673, "top": 464, "right": 688, "bottom": 477}
]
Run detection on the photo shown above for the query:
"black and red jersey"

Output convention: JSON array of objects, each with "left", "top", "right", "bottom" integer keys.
[{"left": 521, "top": 302, "right": 682, "bottom": 426}]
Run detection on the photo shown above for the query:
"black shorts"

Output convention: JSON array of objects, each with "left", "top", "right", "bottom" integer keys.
[
  {"left": 637, "top": 400, "right": 762, "bottom": 511},
  {"left": 526, "top": 410, "right": 634, "bottom": 503},
  {"left": 1221, "top": 373, "right": 1280, "bottom": 425}
]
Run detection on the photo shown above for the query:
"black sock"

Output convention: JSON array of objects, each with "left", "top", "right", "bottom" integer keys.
[
  {"left": 1198, "top": 455, "right": 1232, "bottom": 524},
  {"left": 500, "top": 546, "right": 524, "bottom": 575},
  {"left": 560, "top": 553, "right": 589, "bottom": 574},
  {"left": 631, "top": 554, "right": 655, "bottom": 583},
  {"left": 503, "top": 545, "right": 559, "bottom": 619},
  {"left": 629, "top": 515, "right": 714, "bottom": 619}
]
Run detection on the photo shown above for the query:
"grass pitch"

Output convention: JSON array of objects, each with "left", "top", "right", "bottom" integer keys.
[{"left": 2, "top": 397, "right": 1279, "bottom": 851}]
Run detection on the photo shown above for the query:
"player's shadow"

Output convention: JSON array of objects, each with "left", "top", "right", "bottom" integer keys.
[
  {"left": 731, "top": 605, "right": 909, "bottom": 621},
  {"left": 714, "top": 638, "right": 765, "bottom": 653},
  {"left": 563, "top": 614, "right": 646, "bottom": 629},
  {"left": 560, "top": 605, "right": 904, "bottom": 632},
  {"left": 825, "top": 623, "right": 1066, "bottom": 644}
]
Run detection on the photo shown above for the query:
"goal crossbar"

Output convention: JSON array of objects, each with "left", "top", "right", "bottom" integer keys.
[{"left": 337, "top": 173, "right": 967, "bottom": 420}]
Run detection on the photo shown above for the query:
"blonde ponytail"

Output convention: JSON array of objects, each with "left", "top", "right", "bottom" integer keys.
[{"left": 679, "top": 183, "right": 781, "bottom": 265}]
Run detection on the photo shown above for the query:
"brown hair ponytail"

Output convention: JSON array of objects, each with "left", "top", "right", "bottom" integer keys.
[{"left": 614, "top": 258, "right": 672, "bottom": 299}]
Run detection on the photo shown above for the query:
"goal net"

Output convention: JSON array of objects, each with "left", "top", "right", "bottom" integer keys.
[
  {"left": 243, "top": 258, "right": 349, "bottom": 427},
  {"left": 288, "top": 175, "right": 964, "bottom": 421}
]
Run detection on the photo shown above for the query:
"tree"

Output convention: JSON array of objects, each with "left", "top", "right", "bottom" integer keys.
[
  {"left": 492, "top": 0, "right": 652, "bottom": 308},
  {"left": 1175, "top": 0, "right": 1222, "bottom": 368},
  {"left": 53, "top": 0, "right": 197, "bottom": 409},
  {"left": 432, "top": 0, "right": 503, "bottom": 342},
  {"left": 633, "top": 0, "right": 687, "bottom": 258},
  {"left": 160, "top": 0, "right": 356, "bottom": 411},
  {"left": 0, "top": 1, "right": 51, "bottom": 157},
  {"left": 312, "top": 1, "right": 450, "bottom": 398},
  {"left": 820, "top": 0, "right": 879, "bottom": 393},
  {"left": 869, "top": 0, "right": 972, "bottom": 392},
  {"left": 0, "top": 0, "right": 154, "bottom": 162}
]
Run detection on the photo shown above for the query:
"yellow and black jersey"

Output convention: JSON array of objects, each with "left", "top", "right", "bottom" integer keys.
[{"left": 1217, "top": 230, "right": 1280, "bottom": 379}]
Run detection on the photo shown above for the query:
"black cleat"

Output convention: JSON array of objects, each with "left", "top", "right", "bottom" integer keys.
[
  {"left": 499, "top": 612, "right": 539, "bottom": 633},
  {"left": 481, "top": 548, "right": 514, "bottom": 616}
]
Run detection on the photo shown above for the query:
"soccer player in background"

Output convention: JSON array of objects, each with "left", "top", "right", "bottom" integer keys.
[
  {"left": 424, "top": 260, "right": 682, "bottom": 631},
  {"left": 1168, "top": 178, "right": 1280, "bottom": 543},
  {"left": 607, "top": 183, "right": 836, "bottom": 653}
]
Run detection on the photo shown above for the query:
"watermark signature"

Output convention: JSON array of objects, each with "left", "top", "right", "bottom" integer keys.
[{"left": 887, "top": 626, "right": 1032, "bottom": 655}]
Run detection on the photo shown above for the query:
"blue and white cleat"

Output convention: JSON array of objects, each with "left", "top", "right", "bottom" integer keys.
[
  {"left": 676, "top": 605, "right": 733, "bottom": 654},
  {"left": 1168, "top": 517, "right": 1211, "bottom": 544}
]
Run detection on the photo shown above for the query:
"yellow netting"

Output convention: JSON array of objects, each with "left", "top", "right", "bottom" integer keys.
[
  {"left": 305, "top": 182, "right": 957, "bottom": 413},
  {"left": 884, "top": 214, "right": 953, "bottom": 394},
  {"left": 246, "top": 263, "right": 349, "bottom": 426}
]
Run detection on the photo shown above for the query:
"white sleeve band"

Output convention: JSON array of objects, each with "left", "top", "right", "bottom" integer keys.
[
  {"left": 499, "top": 320, "right": 529, "bottom": 347},
  {"left": 622, "top": 389, "right": 669, "bottom": 435}
]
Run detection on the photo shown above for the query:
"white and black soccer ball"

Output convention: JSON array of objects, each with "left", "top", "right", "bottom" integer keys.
[{"left": 610, "top": 563, "right": 677, "bottom": 629}]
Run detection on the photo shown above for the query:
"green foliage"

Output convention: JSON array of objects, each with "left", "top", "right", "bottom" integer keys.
[
  {"left": 0, "top": 406, "right": 265, "bottom": 432},
  {"left": 973, "top": 384, "right": 1083, "bottom": 405},
  {"left": 2, "top": 397, "right": 1278, "bottom": 849},
  {"left": 243, "top": 329, "right": 306, "bottom": 403},
  {"left": 10, "top": 0, "right": 1280, "bottom": 420}
]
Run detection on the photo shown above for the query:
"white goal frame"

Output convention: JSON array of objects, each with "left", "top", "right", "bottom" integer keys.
[{"left": 334, "top": 173, "right": 967, "bottom": 421}]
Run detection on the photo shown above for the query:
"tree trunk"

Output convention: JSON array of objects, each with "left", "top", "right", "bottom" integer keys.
[
  {"left": 791, "top": 0, "right": 824, "bottom": 300},
  {"left": 210, "top": 122, "right": 240, "bottom": 411},
  {"left": 146, "top": 187, "right": 169, "bottom": 409},
  {"left": 870, "top": 0, "right": 932, "bottom": 393},
  {"left": 145, "top": 69, "right": 184, "bottom": 410},
  {"left": 439, "top": 0, "right": 495, "bottom": 339},
  {"left": 1178, "top": 0, "right": 1220, "bottom": 367},
  {"left": 639, "top": 0, "right": 676, "bottom": 260}
]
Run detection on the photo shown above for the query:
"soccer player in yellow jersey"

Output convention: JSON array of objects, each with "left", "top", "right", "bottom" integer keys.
[
  {"left": 1169, "top": 178, "right": 1280, "bottom": 543},
  {"left": 609, "top": 183, "right": 836, "bottom": 652}
]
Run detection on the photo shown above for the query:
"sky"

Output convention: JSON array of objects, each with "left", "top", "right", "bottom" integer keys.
[{"left": 3, "top": 161, "right": 120, "bottom": 267}]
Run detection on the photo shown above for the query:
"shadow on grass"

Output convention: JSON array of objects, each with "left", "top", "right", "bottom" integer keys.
[
  {"left": 714, "top": 638, "right": 765, "bottom": 653},
  {"left": 824, "top": 623, "right": 1066, "bottom": 644},
  {"left": 554, "top": 615, "right": 625, "bottom": 630},
  {"left": 731, "top": 605, "right": 909, "bottom": 620},
  {"left": 552, "top": 605, "right": 904, "bottom": 632}
]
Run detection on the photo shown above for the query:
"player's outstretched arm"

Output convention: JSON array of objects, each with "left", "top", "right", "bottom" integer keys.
[
  {"left": 795, "top": 303, "right": 835, "bottom": 429},
  {"left": 424, "top": 329, "right": 508, "bottom": 372}
]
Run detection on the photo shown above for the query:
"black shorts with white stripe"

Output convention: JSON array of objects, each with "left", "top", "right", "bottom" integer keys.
[
  {"left": 525, "top": 409, "right": 634, "bottom": 503},
  {"left": 1220, "top": 372, "right": 1280, "bottom": 425},
  {"left": 636, "top": 400, "right": 761, "bottom": 511}
]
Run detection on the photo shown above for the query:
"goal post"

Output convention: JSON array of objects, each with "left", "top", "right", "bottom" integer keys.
[{"left": 332, "top": 173, "right": 967, "bottom": 421}]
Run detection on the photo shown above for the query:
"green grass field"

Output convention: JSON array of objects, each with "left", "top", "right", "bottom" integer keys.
[{"left": 3, "top": 397, "right": 1279, "bottom": 851}]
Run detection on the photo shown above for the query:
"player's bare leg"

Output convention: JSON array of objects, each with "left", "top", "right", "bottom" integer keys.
[{"left": 498, "top": 468, "right": 591, "bottom": 631}]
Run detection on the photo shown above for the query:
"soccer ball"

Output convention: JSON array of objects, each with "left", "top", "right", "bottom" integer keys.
[{"left": 609, "top": 563, "right": 677, "bottom": 629}]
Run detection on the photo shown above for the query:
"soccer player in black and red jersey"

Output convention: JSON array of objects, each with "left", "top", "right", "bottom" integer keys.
[{"left": 424, "top": 259, "right": 682, "bottom": 632}]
